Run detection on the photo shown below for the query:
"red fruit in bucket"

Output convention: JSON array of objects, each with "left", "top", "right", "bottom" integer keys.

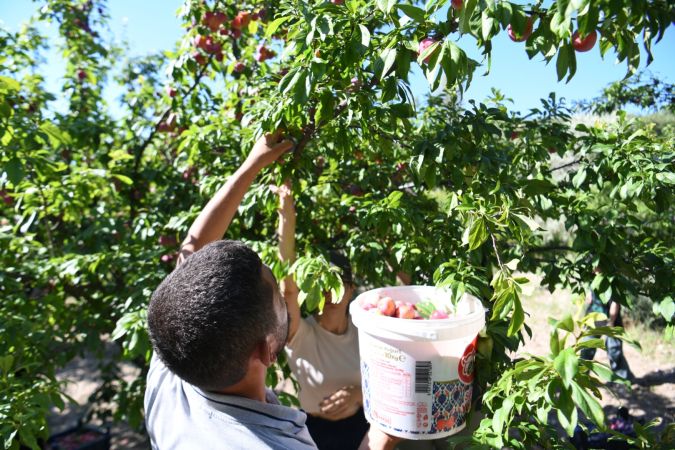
[
  {"left": 430, "top": 310, "right": 449, "bottom": 319},
  {"left": 396, "top": 303, "right": 417, "bottom": 319},
  {"left": 361, "top": 298, "right": 378, "bottom": 311},
  {"left": 377, "top": 296, "right": 396, "bottom": 317}
]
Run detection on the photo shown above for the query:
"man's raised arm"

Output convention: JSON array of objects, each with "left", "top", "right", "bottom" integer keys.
[{"left": 177, "top": 132, "right": 293, "bottom": 265}]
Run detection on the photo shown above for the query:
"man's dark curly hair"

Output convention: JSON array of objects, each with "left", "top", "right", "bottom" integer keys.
[{"left": 148, "top": 240, "right": 278, "bottom": 390}]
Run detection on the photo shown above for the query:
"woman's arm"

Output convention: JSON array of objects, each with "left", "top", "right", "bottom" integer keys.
[
  {"left": 177, "top": 132, "right": 293, "bottom": 266},
  {"left": 275, "top": 179, "right": 301, "bottom": 341}
]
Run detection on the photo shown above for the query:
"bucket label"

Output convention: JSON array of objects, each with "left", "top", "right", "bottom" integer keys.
[{"left": 359, "top": 333, "right": 473, "bottom": 436}]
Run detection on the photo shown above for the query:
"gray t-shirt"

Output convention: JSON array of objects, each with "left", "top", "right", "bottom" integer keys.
[{"left": 144, "top": 354, "right": 316, "bottom": 449}]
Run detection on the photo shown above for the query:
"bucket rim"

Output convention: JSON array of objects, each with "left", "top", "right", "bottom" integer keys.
[{"left": 350, "top": 285, "right": 486, "bottom": 332}]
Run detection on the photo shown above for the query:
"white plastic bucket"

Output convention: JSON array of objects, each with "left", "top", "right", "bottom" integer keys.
[{"left": 349, "top": 285, "right": 485, "bottom": 440}]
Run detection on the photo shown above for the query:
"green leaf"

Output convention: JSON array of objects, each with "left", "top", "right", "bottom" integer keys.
[
  {"left": 576, "top": 338, "right": 604, "bottom": 350},
  {"left": 415, "top": 301, "right": 436, "bottom": 319},
  {"left": 459, "top": 0, "right": 478, "bottom": 35},
  {"left": 570, "top": 381, "right": 605, "bottom": 427},
  {"left": 113, "top": 174, "right": 133, "bottom": 185},
  {"left": 481, "top": 10, "right": 494, "bottom": 41},
  {"left": 654, "top": 297, "right": 674, "bottom": 321},
  {"left": 492, "top": 396, "right": 514, "bottom": 436},
  {"left": 377, "top": 0, "right": 397, "bottom": 13},
  {"left": 0, "top": 354, "right": 14, "bottom": 373},
  {"left": 513, "top": 213, "right": 540, "bottom": 231},
  {"left": 359, "top": 25, "right": 371, "bottom": 49},
  {"left": 40, "top": 121, "right": 71, "bottom": 146},
  {"left": 4, "top": 158, "right": 25, "bottom": 185},
  {"left": 572, "top": 168, "right": 587, "bottom": 188},
  {"left": 554, "top": 348, "right": 579, "bottom": 388},
  {"left": 265, "top": 17, "right": 289, "bottom": 39},
  {"left": 550, "top": 330, "right": 561, "bottom": 357},
  {"left": 589, "top": 361, "right": 614, "bottom": 382},
  {"left": 279, "top": 67, "right": 301, "bottom": 94},
  {"left": 556, "top": 46, "right": 569, "bottom": 81},
  {"left": 0, "top": 76, "right": 20, "bottom": 92},
  {"left": 466, "top": 217, "right": 488, "bottom": 250},
  {"left": 380, "top": 47, "right": 398, "bottom": 78},
  {"left": 397, "top": 4, "right": 426, "bottom": 22},
  {"left": 507, "top": 296, "right": 524, "bottom": 336},
  {"left": 655, "top": 172, "right": 675, "bottom": 184},
  {"left": 556, "top": 314, "right": 574, "bottom": 332}
]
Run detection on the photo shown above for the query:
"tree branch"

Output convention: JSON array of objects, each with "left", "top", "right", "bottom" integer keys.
[
  {"left": 546, "top": 158, "right": 583, "bottom": 173},
  {"left": 128, "top": 58, "right": 212, "bottom": 223}
]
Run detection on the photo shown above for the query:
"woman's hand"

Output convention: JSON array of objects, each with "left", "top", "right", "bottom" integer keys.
[{"left": 317, "top": 385, "right": 362, "bottom": 421}]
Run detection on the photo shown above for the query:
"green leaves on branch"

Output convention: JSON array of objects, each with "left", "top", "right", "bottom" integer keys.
[{"left": 291, "top": 254, "right": 345, "bottom": 312}]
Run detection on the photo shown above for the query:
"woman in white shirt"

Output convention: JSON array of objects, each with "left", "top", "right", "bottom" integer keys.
[{"left": 274, "top": 181, "right": 369, "bottom": 450}]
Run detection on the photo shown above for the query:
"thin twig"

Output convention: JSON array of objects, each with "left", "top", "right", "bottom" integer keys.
[
  {"left": 491, "top": 233, "right": 504, "bottom": 270},
  {"left": 547, "top": 158, "right": 583, "bottom": 173}
]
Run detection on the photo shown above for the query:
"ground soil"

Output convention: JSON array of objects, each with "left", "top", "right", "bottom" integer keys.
[{"left": 49, "top": 277, "right": 673, "bottom": 449}]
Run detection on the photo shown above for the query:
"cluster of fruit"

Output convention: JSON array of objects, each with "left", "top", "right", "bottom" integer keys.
[
  {"left": 361, "top": 295, "right": 451, "bottom": 320},
  {"left": 190, "top": 8, "right": 274, "bottom": 68}
]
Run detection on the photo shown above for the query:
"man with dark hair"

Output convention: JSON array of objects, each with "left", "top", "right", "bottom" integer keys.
[{"left": 144, "top": 133, "right": 399, "bottom": 449}]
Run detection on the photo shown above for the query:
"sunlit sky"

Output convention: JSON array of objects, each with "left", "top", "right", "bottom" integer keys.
[{"left": 1, "top": 1, "right": 673, "bottom": 116}]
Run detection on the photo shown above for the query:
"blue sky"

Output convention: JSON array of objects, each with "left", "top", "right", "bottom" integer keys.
[{"left": 1, "top": 1, "right": 673, "bottom": 115}]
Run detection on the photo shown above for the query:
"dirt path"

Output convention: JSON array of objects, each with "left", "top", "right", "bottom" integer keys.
[{"left": 517, "top": 276, "right": 674, "bottom": 430}]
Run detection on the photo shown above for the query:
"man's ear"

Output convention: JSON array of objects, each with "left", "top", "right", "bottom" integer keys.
[{"left": 253, "top": 336, "right": 276, "bottom": 367}]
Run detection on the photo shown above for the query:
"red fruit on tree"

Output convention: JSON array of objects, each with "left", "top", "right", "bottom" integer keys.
[
  {"left": 255, "top": 45, "right": 276, "bottom": 62},
  {"left": 1, "top": 189, "right": 12, "bottom": 206},
  {"left": 193, "top": 34, "right": 209, "bottom": 51},
  {"left": 507, "top": 18, "right": 534, "bottom": 42},
  {"left": 331, "top": 0, "right": 345, "bottom": 4},
  {"left": 418, "top": 37, "right": 438, "bottom": 64},
  {"left": 572, "top": 30, "right": 598, "bottom": 52},
  {"left": 158, "top": 235, "right": 177, "bottom": 247},
  {"left": 231, "top": 11, "right": 251, "bottom": 30},
  {"left": 230, "top": 28, "right": 242, "bottom": 39},
  {"left": 510, "top": 131, "right": 520, "bottom": 140},
  {"left": 202, "top": 12, "right": 214, "bottom": 27},
  {"left": 214, "top": 51, "right": 224, "bottom": 62},
  {"left": 159, "top": 112, "right": 179, "bottom": 133},
  {"left": 165, "top": 86, "right": 177, "bottom": 97},
  {"left": 192, "top": 52, "right": 207, "bottom": 66},
  {"left": 203, "top": 11, "right": 227, "bottom": 32},
  {"left": 347, "top": 184, "right": 364, "bottom": 196},
  {"left": 161, "top": 253, "right": 176, "bottom": 264},
  {"left": 377, "top": 297, "right": 396, "bottom": 317},
  {"left": 451, "top": 0, "right": 463, "bottom": 10},
  {"left": 233, "top": 61, "right": 246, "bottom": 73},
  {"left": 77, "top": 69, "right": 87, "bottom": 81},
  {"left": 204, "top": 37, "right": 221, "bottom": 54}
]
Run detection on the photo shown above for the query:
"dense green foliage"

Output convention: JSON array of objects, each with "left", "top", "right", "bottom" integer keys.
[{"left": 1, "top": 1, "right": 673, "bottom": 449}]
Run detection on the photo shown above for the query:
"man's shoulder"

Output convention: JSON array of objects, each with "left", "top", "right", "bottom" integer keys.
[{"left": 144, "top": 359, "right": 316, "bottom": 449}]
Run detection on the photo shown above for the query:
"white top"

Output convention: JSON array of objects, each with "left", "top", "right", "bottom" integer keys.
[
  {"left": 284, "top": 316, "right": 362, "bottom": 414},
  {"left": 144, "top": 354, "right": 316, "bottom": 449}
]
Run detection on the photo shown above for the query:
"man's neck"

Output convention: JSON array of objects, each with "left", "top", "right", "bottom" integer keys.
[{"left": 216, "top": 368, "right": 267, "bottom": 402}]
